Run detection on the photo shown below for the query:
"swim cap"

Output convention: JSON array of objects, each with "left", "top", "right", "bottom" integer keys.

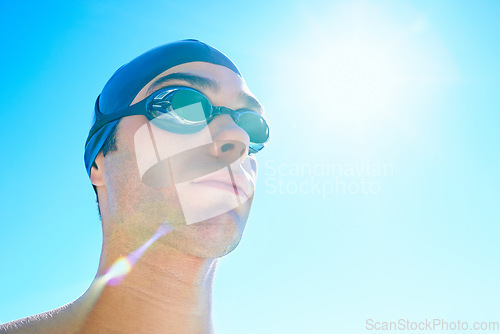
[{"left": 84, "top": 39, "right": 242, "bottom": 177}]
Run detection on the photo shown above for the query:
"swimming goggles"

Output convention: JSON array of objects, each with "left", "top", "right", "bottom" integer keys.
[{"left": 89, "top": 86, "right": 270, "bottom": 154}]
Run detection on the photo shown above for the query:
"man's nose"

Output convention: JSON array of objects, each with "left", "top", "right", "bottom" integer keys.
[{"left": 208, "top": 114, "right": 249, "bottom": 164}]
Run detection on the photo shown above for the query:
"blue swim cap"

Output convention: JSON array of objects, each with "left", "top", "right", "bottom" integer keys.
[{"left": 84, "top": 39, "right": 242, "bottom": 177}]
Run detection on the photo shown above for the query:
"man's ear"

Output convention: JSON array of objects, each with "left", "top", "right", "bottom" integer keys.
[{"left": 90, "top": 152, "right": 106, "bottom": 187}]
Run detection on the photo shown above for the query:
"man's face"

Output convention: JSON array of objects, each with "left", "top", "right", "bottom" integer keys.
[{"left": 96, "top": 62, "right": 262, "bottom": 258}]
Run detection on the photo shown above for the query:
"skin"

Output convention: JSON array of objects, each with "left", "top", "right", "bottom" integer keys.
[{"left": 1, "top": 62, "right": 262, "bottom": 333}]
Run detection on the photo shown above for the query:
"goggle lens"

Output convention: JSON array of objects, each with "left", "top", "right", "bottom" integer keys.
[
  {"left": 236, "top": 111, "right": 270, "bottom": 144},
  {"left": 147, "top": 88, "right": 269, "bottom": 152},
  {"left": 170, "top": 89, "right": 212, "bottom": 122}
]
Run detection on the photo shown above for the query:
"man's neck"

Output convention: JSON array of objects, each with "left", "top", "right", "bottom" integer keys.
[{"left": 77, "top": 239, "right": 218, "bottom": 334}]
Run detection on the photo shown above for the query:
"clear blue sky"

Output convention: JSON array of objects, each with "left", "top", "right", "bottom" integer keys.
[{"left": 1, "top": 0, "right": 499, "bottom": 332}]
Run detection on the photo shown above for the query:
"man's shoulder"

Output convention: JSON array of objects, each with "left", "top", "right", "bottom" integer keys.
[
  {"left": 0, "top": 304, "right": 81, "bottom": 334},
  {"left": 1, "top": 314, "right": 48, "bottom": 334}
]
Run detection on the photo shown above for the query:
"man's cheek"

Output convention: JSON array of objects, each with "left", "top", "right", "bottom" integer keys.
[{"left": 133, "top": 120, "right": 250, "bottom": 226}]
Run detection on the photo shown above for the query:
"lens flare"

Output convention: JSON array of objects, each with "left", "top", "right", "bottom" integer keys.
[
  {"left": 102, "top": 222, "right": 173, "bottom": 286},
  {"left": 103, "top": 256, "right": 133, "bottom": 286}
]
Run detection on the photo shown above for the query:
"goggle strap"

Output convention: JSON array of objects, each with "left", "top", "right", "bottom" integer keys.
[{"left": 86, "top": 98, "right": 149, "bottom": 147}]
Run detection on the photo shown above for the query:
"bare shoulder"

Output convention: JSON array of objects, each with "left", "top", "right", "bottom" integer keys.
[
  {"left": 0, "top": 315, "right": 40, "bottom": 334},
  {"left": 0, "top": 313, "right": 52, "bottom": 334},
  {"left": 0, "top": 303, "right": 82, "bottom": 334}
]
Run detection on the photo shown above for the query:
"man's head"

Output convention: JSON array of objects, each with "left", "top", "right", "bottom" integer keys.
[{"left": 85, "top": 40, "right": 268, "bottom": 258}]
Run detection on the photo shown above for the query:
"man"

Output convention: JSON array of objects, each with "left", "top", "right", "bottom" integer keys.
[{"left": 1, "top": 39, "right": 269, "bottom": 333}]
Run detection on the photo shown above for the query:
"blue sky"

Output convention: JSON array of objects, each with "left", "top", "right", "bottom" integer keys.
[{"left": 1, "top": 0, "right": 499, "bottom": 332}]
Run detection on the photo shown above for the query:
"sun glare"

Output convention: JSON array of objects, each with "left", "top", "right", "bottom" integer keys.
[{"left": 272, "top": 1, "right": 458, "bottom": 149}]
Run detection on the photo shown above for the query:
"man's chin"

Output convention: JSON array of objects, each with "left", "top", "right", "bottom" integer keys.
[{"left": 164, "top": 210, "right": 247, "bottom": 258}]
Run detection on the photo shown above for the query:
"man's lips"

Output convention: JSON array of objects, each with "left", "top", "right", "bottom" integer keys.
[
  {"left": 194, "top": 180, "right": 243, "bottom": 196},
  {"left": 192, "top": 171, "right": 252, "bottom": 198}
]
